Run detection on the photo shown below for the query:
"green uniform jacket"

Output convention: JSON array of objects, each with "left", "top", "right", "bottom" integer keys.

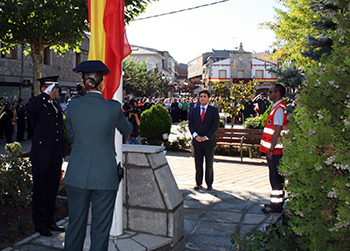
[{"left": 64, "top": 92, "right": 133, "bottom": 190}]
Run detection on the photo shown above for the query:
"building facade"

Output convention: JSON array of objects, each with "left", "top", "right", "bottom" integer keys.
[
  {"left": 0, "top": 35, "right": 89, "bottom": 103},
  {"left": 129, "top": 45, "right": 177, "bottom": 87},
  {"left": 191, "top": 44, "right": 278, "bottom": 96}
]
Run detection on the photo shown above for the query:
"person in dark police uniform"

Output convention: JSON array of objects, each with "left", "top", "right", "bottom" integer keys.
[{"left": 26, "top": 76, "right": 65, "bottom": 237}]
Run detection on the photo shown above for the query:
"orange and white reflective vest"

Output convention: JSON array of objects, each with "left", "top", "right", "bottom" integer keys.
[{"left": 259, "top": 100, "right": 288, "bottom": 155}]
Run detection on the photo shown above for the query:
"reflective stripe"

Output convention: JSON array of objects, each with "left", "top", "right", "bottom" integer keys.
[
  {"left": 260, "top": 140, "right": 271, "bottom": 148},
  {"left": 271, "top": 197, "right": 284, "bottom": 203},
  {"left": 271, "top": 190, "right": 284, "bottom": 196},
  {"left": 261, "top": 140, "right": 283, "bottom": 149},
  {"left": 263, "top": 127, "right": 274, "bottom": 135},
  {"left": 275, "top": 143, "right": 283, "bottom": 149}
]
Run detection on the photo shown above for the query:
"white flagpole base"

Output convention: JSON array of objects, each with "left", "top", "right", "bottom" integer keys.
[{"left": 110, "top": 75, "right": 124, "bottom": 237}]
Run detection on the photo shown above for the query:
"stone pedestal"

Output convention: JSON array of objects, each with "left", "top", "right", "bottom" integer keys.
[{"left": 123, "top": 145, "right": 184, "bottom": 250}]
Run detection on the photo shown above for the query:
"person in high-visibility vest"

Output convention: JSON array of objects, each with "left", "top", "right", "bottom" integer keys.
[{"left": 259, "top": 84, "right": 288, "bottom": 213}]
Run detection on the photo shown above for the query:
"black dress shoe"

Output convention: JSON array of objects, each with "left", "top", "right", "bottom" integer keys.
[
  {"left": 37, "top": 228, "right": 53, "bottom": 237},
  {"left": 47, "top": 223, "right": 65, "bottom": 232},
  {"left": 194, "top": 185, "right": 202, "bottom": 190},
  {"left": 206, "top": 186, "right": 212, "bottom": 191}
]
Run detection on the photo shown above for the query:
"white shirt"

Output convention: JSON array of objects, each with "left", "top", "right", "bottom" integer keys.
[
  {"left": 272, "top": 100, "right": 284, "bottom": 126},
  {"left": 192, "top": 104, "right": 209, "bottom": 139}
]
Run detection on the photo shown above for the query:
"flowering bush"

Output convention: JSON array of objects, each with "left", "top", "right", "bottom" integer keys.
[
  {"left": 0, "top": 142, "right": 32, "bottom": 207},
  {"left": 278, "top": 5, "right": 350, "bottom": 250},
  {"left": 5, "top": 142, "right": 22, "bottom": 157}
]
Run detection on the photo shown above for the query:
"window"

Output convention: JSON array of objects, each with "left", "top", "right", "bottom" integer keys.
[
  {"left": 256, "top": 70, "right": 263, "bottom": 78},
  {"left": 75, "top": 53, "right": 81, "bottom": 67},
  {"left": 219, "top": 70, "right": 226, "bottom": 78},
  {"left": 0, "top": 42, "right": 16, "bottom": 59},
  {"left": 43, "top": 48, "right": 51, "bottom": 65},
  {"left": 237, "top": 70, "right": 244, "bottom": 78}
]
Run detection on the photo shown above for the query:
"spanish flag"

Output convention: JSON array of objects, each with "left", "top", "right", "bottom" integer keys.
[{"left": 88, "top": 0, "right": 131, "bottom": 100}]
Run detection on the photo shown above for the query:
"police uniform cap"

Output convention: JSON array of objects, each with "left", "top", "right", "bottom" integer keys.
[
  {"left": 73, "top": 60, "right": 110, "bottom": 75},
  {"left": 38, "top": 76, "right": 60, "bottom": 87}
]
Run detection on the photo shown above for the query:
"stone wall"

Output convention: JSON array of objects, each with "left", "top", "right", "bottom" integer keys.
[{"left": 122, "top": 145, "right": 184, "bottom": 250}]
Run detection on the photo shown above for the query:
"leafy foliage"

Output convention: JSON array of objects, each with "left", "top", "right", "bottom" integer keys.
[
  {"left": 0, "top": 0, "right": 158, "bottom": 95},
  {"left": 261, "top": 0, "right": 321, "bottom": 68},
  {"left": 278, "top": 1, "right": 350, "bottom": 249},
  {"left": 212, "top": 81, "right": 258, "bottom": 122},
  {"left": 139, "top": 104, "right": 172, "bottom": 145},
  {"left": 0, "top": 0, "right": 89, "bottom": 95},
  {"left": 0, "top": 143, "right": 32, "bottom": 207},
  {"left": 231, "top": 215, "right": 300, "bottom": 251},
  {"left": 267, "top": 62, "right": 305, "bottom": 90},
  {"left": 125, "top": 0, "right": 158, "bottom": 24},
  {"left": 123, "top": 56, "right": 169, "bottom": 97},
  {"left": 243, "top": 117, "right": 263, "bottom": 129}
]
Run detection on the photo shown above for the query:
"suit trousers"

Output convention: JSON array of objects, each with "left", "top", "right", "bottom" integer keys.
[
  {"left": 64, "top": 185, "right": 118, "bottom": 251},
  {"left": 193, "top": 142, "right": 215, "bottom": 187},
  {"left": 32, "top": 161, "right": 62, "bottom": 230}
]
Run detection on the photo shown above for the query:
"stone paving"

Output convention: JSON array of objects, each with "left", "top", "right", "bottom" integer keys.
[
  {"left": 166, "top": 152, "right": 275, "bottom": 251},
  {"left": 1, "top": 125, "right": 280, "bottom": 251}
]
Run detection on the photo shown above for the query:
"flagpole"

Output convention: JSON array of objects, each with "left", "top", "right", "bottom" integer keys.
[{"left": 110, "top": 66, "right": 124, "bottom": 236}]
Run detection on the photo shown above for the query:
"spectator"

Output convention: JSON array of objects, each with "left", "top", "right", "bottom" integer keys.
[{"left": 125, "top": 99, "right": 141, "bottom": 145}]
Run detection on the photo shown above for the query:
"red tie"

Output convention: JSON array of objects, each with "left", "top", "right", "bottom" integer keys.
[{"left": 201, "top": 107, "right": 205, "bottom": 122}]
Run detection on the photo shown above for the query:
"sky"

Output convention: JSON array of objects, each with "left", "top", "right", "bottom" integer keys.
[{"left": 125, "top": 0, "right": 281, "bottom": 64}]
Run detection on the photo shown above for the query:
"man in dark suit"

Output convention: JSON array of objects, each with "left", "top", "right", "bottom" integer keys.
[
  {"left": 189, "top": 90, "right": 219, "bottom": 190},
  {"left": 26, "top": 76, "right": 65, "bottom": 237}
]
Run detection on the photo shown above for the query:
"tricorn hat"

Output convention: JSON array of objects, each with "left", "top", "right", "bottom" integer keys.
[
  {"left": 38, "top": 76, "right": 59, "bottom": 87},
  {"left": 73, "top": 60, "right": 111, "bottom": 75}
]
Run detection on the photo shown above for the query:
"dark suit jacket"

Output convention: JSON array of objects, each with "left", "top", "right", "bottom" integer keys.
[
  {"left": 26, "top": 93, "right": 65, "bottom": 164},
  {"left": 189, "top": 105, "right": 219, "bottom": 147},
  {"left": 64, "top": 92, "right": 133, "bottom": 190}
]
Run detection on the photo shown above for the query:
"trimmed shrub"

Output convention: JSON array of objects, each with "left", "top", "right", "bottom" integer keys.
[
  {"left": 139, "top": 104, "right": 172, "bottom": 145},
  {"left": 244, "top": 116, "right": 263, "bottom": 129}
]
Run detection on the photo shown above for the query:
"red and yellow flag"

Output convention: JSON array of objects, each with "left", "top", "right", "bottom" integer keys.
[{"left": 88, "top": 0, "right": 131, "bottom": 100}]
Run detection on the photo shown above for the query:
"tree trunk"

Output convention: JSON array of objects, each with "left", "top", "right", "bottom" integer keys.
[{"left": 30, "top": 44, "right": 44, "bottom": 96}]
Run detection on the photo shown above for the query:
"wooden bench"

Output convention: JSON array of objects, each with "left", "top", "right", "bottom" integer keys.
[{"left": 216, "top": 128, "right": 263, "bottom": 162}]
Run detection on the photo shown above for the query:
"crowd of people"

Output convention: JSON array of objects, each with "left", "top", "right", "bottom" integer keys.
[
  {"left": 121, "top": 92, "right": 272, "bottom": 129},
  {"left": 0, "top": 90, "right": 272, "bottom": 146},
  {"left": 0, "top": 96, "right": 69, "bottom": 144}
]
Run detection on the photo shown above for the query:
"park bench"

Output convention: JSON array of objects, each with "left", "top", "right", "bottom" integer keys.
[{"left": 216, "top": 128, "right": 263, "bottom": 162}]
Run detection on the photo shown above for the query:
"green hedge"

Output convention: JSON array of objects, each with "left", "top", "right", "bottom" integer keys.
[{"left": 139, "top": 104, "right": 172, "bottom": 145}]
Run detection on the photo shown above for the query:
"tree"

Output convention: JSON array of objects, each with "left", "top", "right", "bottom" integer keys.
[
  {"left": 279, "top": 1, "right": 350, "bottom": 249},
  {"left": 211, "top": 81, "right": 258, "bottom": 127},
  {"left": 261, "top": 0, "right": 321, "bottom": 68},
  {"left": 0, "top": 0, "right": 89, "bottom": 95},
  {"left": 268, "top": 61, "right": 305, "bottom": 91},
  {"left": 125, "top": 0, "right": 158, "bottom": 24},
  {"left": 123, "top": 56, "right": 169, "bottom": 97},
  {"left": 0, "top": 0, "right": 158, "bottom": 95}
]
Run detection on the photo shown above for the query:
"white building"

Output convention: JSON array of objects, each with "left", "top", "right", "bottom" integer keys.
[
  {"left": 129, "top": 45, "right": 177, "bottom": 86},
  {"left": 203, "top": 58, "right": 231, "bottom": 84},
  {"left": 252, "top": 53, "right": 278, "bottom": 93}
]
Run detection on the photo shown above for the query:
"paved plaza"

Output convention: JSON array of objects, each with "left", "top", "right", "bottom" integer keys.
[{"left": 1, "top": 125, "right": 279, "bottom": 251}]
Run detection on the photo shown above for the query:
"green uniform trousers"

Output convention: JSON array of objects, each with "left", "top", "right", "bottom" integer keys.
[{"left": 64, "top": 185, "right": 118, "bottom": 251}]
